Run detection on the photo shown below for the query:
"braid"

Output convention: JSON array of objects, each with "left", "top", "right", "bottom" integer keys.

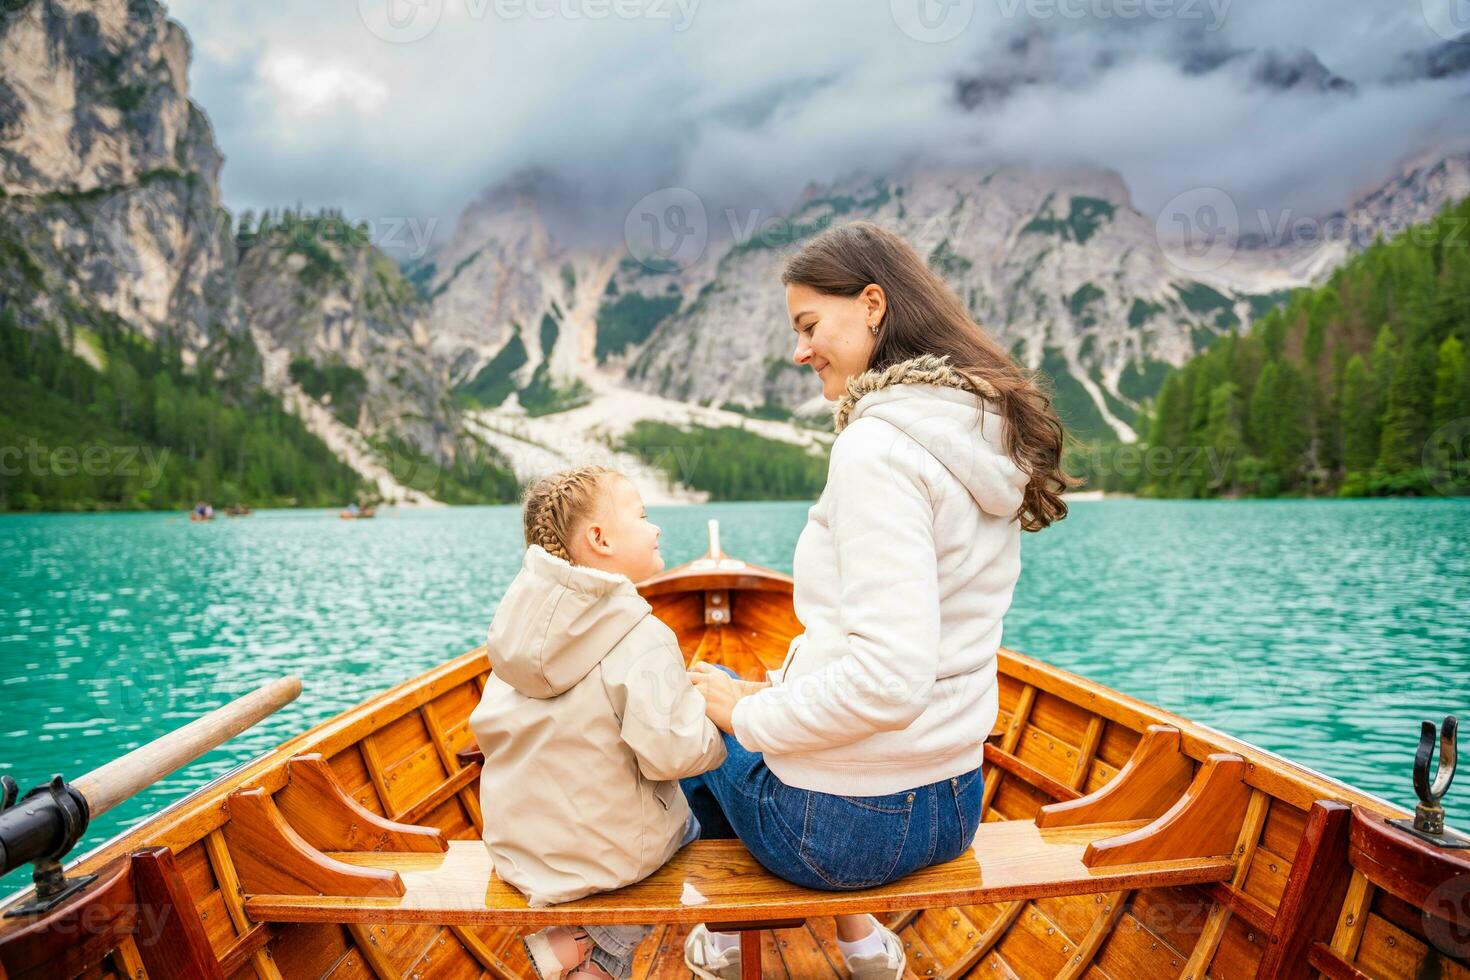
[{"left": 522, "top": 466, "right": 617, "bottom": 563}]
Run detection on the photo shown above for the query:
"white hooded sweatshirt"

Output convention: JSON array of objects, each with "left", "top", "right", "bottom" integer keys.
[{"left": 731, "top": 354, "right": 1029, "bottom": 796}]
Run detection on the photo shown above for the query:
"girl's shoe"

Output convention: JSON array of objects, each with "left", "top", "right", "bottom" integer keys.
[
  {"left": 842, "top": 917, "right": 907, "bottom": 980},
  {"left": 566, "top": 961, "right": 616, "bottom": 980},
  {"left": 523, "top": 926, "right": 591, "bottom": 980},
  {"left": 683, "top": 923, "right": 742, "bottom": 980}
]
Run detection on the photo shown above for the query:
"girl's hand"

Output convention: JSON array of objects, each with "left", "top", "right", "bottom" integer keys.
[{"left": 687, "top": 662, "right": 769, "bottom": 734}]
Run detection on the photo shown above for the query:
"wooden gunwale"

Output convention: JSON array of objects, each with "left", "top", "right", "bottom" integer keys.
[{"left": 55, "top": 646, "right": 492, "bottom": 873}]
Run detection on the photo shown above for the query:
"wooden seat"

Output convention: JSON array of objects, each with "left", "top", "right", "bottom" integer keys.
[
  {"left": 242, "top": 819, "right": 1235, "bottom": 926},
  {"left": 221, "top": 724, "right": 1253, "bottom": 980}
]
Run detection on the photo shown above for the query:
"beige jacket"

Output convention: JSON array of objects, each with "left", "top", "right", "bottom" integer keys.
[{"left": 469, "top": 545, "right": 726, "bottom": 907}]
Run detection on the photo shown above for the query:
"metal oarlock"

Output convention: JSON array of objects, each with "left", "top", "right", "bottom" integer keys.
[
  {"left": 0, "top": 775, "right": 95, "bottom": 916},
  {"left": 1388, "top": 715, "right": 1469, "bottom": 849}
]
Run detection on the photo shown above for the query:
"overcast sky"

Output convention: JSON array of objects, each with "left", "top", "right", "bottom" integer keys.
[{"left": 166, "top": 0, "right": 1470, "bottom": 245}]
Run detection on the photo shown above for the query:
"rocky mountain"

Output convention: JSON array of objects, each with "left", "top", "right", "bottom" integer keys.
[
  {"left": 0, "top": 0, "right": 243, "bottom": 369},
  {"left": 234, "top": 209, "right": 459, "bottom": 493},
  {"left": 0, "top": 0, "right": 514, "bottom": 505},
  {"left": 431, "top": 149, "right": 1470, "bottom": 447}
]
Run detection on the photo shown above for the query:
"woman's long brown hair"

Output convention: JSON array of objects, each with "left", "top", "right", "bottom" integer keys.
[{"left": 782, "top": 220, "right": 1077, "bottom": 531}]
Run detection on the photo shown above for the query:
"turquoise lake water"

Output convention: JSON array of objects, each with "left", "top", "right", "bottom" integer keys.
[{"left": 1, "top": 498, "right": 1467, "bottom": 895}]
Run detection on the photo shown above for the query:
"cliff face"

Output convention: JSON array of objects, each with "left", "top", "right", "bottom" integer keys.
[
  {"left": 0, "top": 0, "right": 243, "bottom": 368},
  {"left": 0, "top": 0, "right": 503, "bottom": 502},
  {"left": 234, "top": 213, "right": 458, "bottom": 464}
]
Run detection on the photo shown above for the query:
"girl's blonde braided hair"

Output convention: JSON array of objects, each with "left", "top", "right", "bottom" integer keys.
[{"left": 522, "top": 465, "right": 618, "bottom": 563}]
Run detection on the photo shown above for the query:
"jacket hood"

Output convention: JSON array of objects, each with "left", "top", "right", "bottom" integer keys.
[
  {"left": 486, "top": 545, "right": 652, "bottom": 698},
  {"left": 833, "top": 354, "right": 1028, "bottom": 520}
]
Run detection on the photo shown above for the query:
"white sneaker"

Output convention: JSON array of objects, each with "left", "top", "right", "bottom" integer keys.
[
  {"left": 683, "top": 923, "right": 741, "bottom": 980},
  {"left": 843, "top": 918, "right": 906, "bottom": 980}
]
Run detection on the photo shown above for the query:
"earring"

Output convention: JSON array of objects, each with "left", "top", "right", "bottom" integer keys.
[{"left": 869, "top": 323, "right": 879, "bottom": 336}]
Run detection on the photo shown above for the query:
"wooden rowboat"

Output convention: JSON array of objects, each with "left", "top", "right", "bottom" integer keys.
[{"left": 2, "top": 523, "right": 1466, "bottom": 979}]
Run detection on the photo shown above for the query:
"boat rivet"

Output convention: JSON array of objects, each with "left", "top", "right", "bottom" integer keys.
[
  {"left": 951, "top": 918, "right": 959, "bottom": 927},
  {"left": 1346, "top": 914, "right": 1355, "bottom": 925},
  {"left": 1268, "top": 863, "right": 1277, "bottom": 872},
  {"left": 1172, "top": 961, "right": 1179, "bottom": 968},
  {"left": 1047, "top": 927, "right": 1054, "bottom": 935},
  {"left": 966, "top": 931, "right": 975, "bottom": 939},
  {"left": 1387, "top": 937, "right": 1396, "bottom": 947},
  {"left": 1247, "top": 933, "right": 1256, "bottom": 942}
]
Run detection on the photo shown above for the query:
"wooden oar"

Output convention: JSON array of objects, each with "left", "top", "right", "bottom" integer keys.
[
  {"left": 71, "top": 675, "right": 302, "bottom": 820},
  {"left": 1, "top": 676, "right": 302, "bottom": 909}
]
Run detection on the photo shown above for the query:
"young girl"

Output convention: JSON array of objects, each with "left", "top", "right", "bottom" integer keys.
[{"left": 469, "top": 465, "right": 726, "bottom": 980}]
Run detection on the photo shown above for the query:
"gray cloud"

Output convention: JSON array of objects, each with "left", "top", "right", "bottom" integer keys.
[{"left": 166, "top": 0, "right": 1470, "bottom": 245}]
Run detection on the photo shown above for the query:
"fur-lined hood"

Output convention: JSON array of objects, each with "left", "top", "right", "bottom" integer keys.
[{"left": 831, "top": 354, "right": 1027, "bottom": 519}]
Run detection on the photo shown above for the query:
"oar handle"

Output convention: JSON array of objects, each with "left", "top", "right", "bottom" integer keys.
[{"left": 71, "top": 676, "right": 302, "bottom": 820}]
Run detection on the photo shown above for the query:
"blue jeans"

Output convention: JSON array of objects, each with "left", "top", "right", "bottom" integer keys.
[
  {"left": 679, "top": 666, "right": 984, "bottom": 891},
  {"left": 582, "top": 812, "right": 699, "bottom": 977}
]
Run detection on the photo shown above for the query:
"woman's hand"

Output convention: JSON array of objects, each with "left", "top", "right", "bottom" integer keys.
[{"left": 687, "top": 662, "right": 770, "bottom": 734}]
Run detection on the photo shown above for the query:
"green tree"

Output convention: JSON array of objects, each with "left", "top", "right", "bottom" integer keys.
[
  {"left": 1433, "top": 334, "right": 1466, "bottom": 431},
  {"left": 1340, "top": 355, "right": 1378, "bottom": 477}
]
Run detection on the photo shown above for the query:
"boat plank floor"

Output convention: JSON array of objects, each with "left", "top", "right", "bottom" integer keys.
[{"left": 241, "top": 821, "right": 1236, "bottom": 927}]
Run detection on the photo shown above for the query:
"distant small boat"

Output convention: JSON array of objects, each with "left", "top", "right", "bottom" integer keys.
[
  {"left": 339, "top": 506, "right": 375, "bottom": 520},
  {"left": 225, "top": 505, "right": 252, "bottom": 517},
  {"left": 189, "top": 503, "right": 214, "bottom": 522}
]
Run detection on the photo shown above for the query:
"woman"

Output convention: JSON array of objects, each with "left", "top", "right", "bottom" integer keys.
[{"left": 680, "top": 221, "right": 1073, "bottom": 980}]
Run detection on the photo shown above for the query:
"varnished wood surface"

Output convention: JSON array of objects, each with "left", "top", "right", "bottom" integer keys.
[{"left": 240, "top": 822, "right": 1236, "bottom": 926}]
